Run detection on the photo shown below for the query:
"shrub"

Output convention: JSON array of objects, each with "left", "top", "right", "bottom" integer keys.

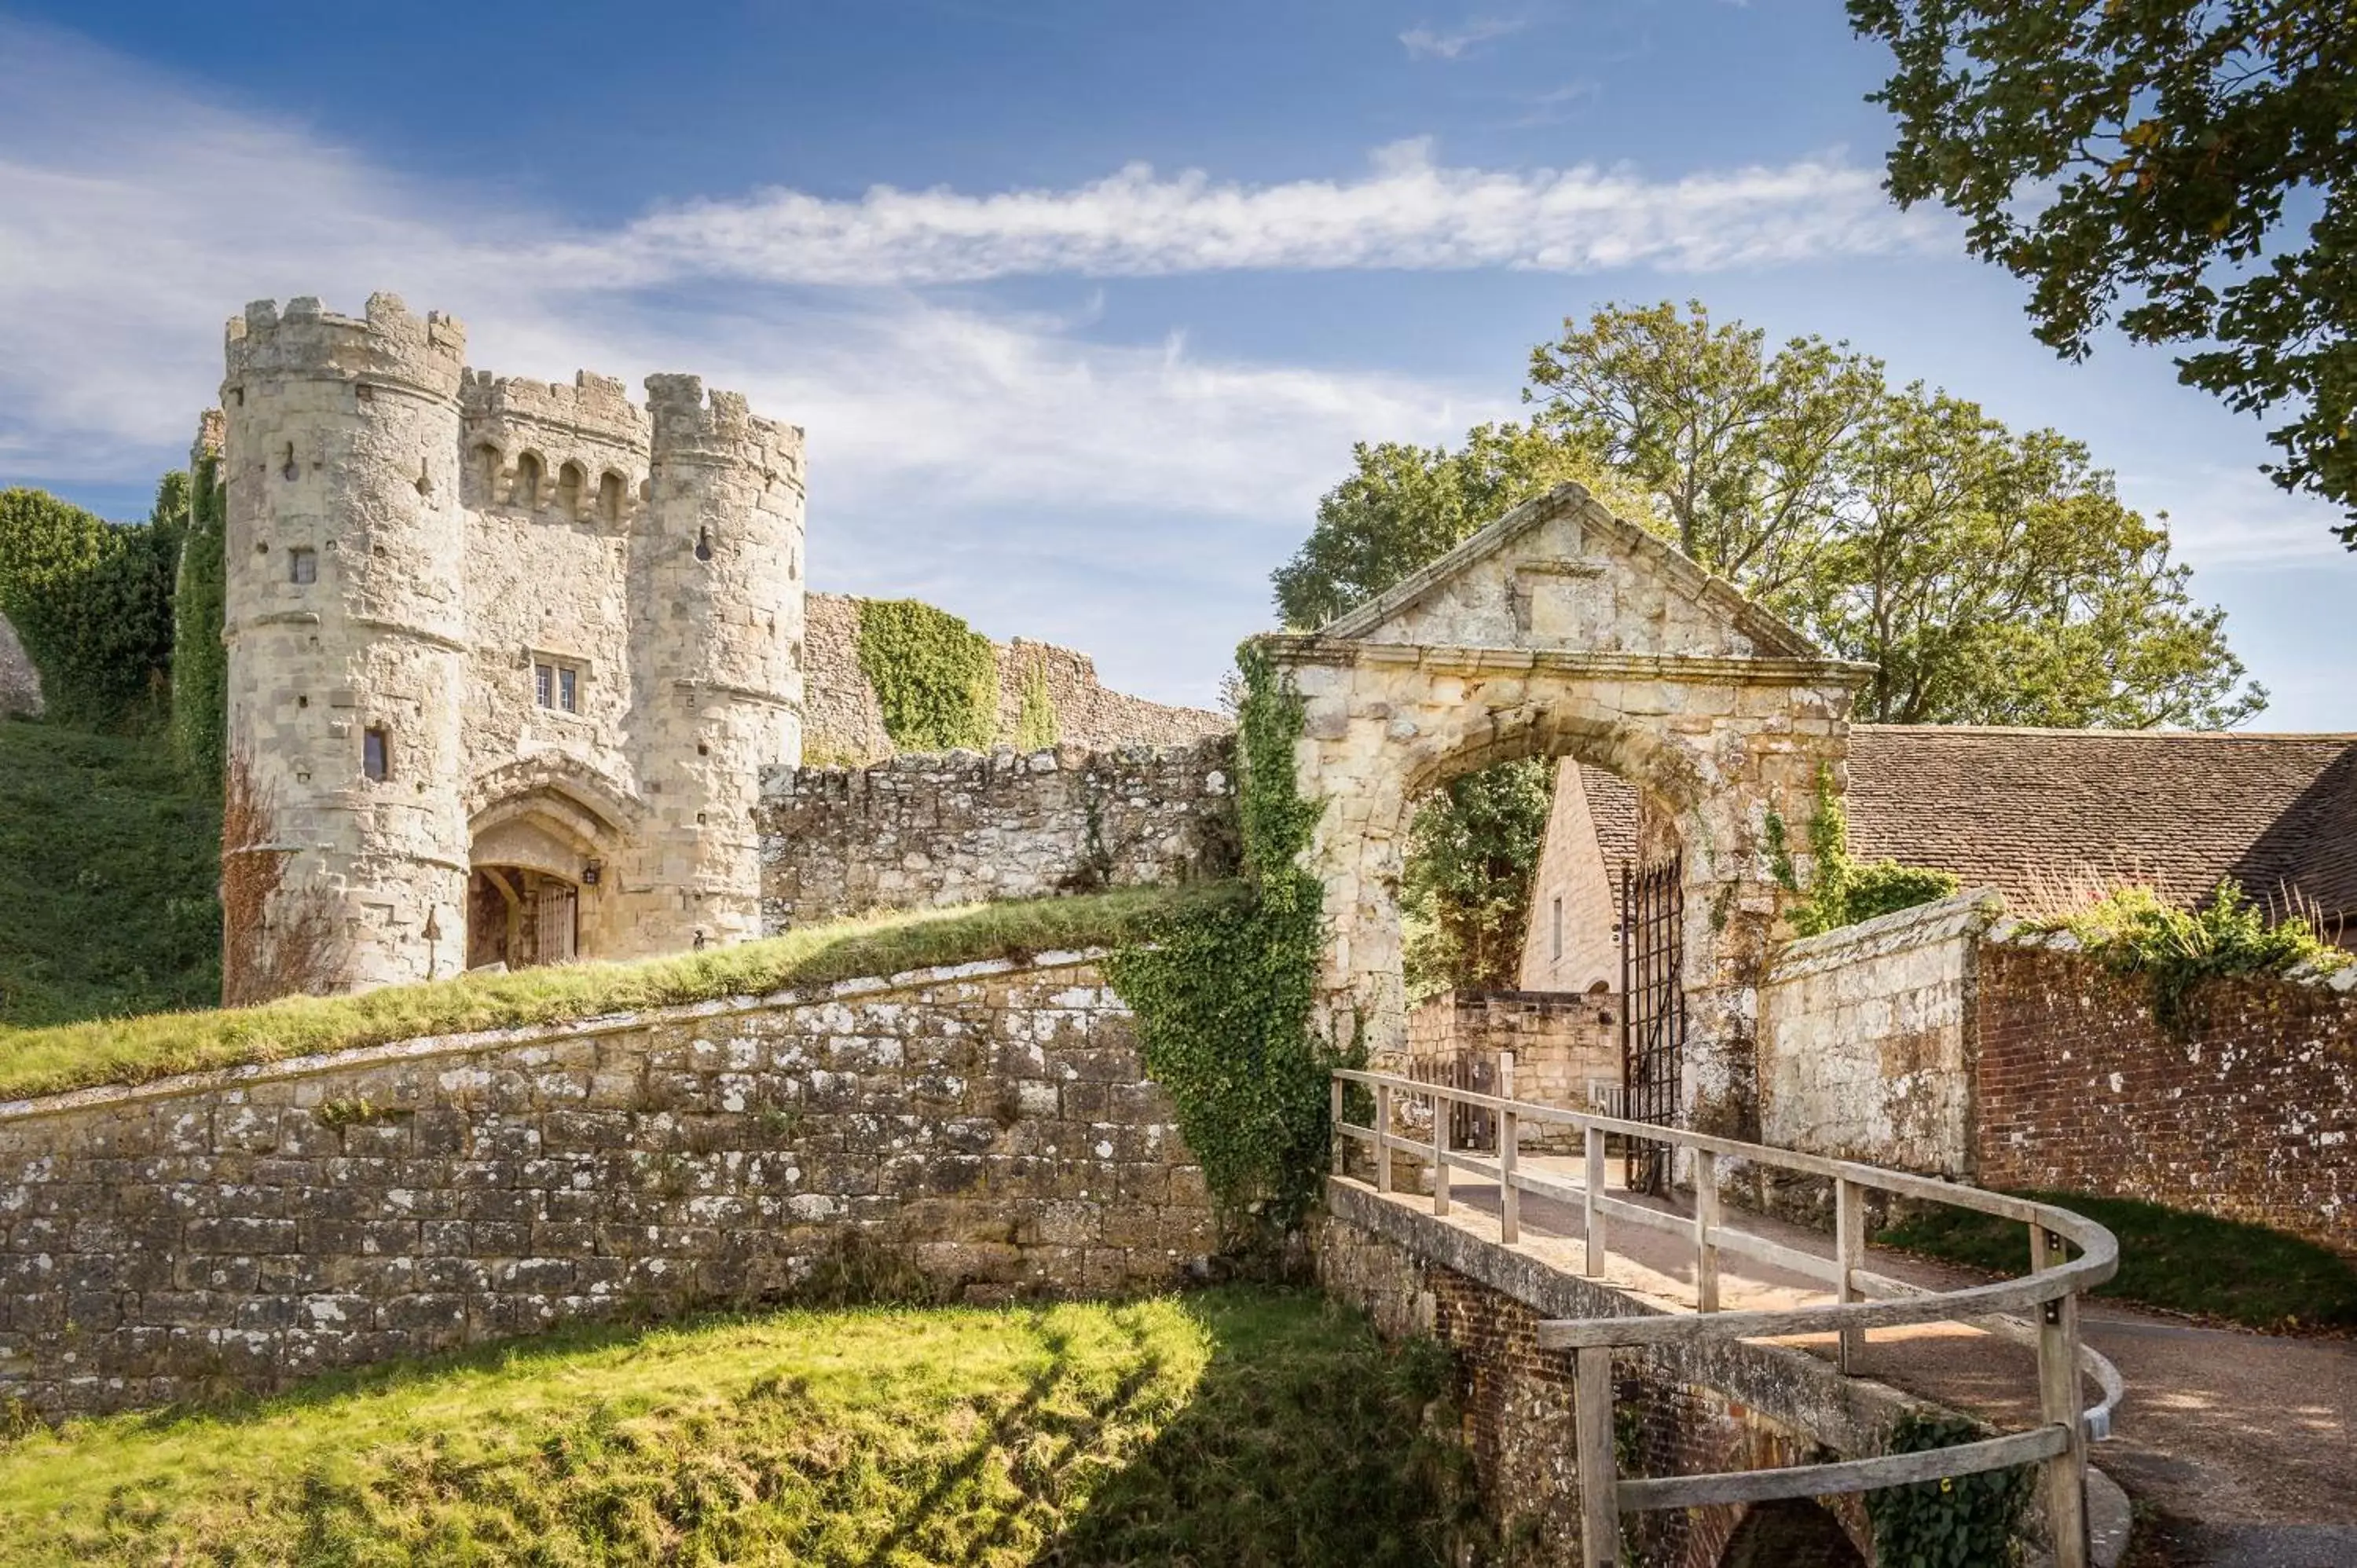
[{"left": 1012, "top": 653, "right": 1058, "bottom": 751}]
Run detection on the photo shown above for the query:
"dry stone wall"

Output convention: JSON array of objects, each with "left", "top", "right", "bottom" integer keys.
[
  {"left": 756, "top": 737, "right": 1237, "bottom": 929},
  {"left": 0, "top": 955, "right": 1214, "bottom": 1416}
]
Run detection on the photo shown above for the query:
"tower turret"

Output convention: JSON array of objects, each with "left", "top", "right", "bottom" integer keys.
[
  {"left": 220, "top": 293, "right": 471, "bottom": 995},
  {"left": 625, "top": 375, "right": 806, "bottom": 948}
]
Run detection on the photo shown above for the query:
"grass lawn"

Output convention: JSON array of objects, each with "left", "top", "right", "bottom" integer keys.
[
  {"left": 1878, "top": 1190, "right": 2357, "bottom": 1334},
  {"left": 0, "top": 1288, "right": 1466, "bottom": 1566},
  {"left": 0, "top": 719, "right": 220, "bottom": 1028},
  {"left": 0, "top": 881, "right": 1237, "bottom": 1103}
]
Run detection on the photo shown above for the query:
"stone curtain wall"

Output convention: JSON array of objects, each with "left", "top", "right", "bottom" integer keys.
[
  {"left": 0, "top": 609, "right": 40, "bottom": 719},
  {"left": 1755, "top": 892, "right": 2002, "bottom": 1178},
  {"left": 1975, "top": 937, "right": 2357, "bottom": 1255},
  {"left": 1316, "top": 1182, "right": 1893, "bottom": 1567},
  {"left": 1402, "top": 989, "right": 1619, "bottom": 1152},
  {"left": 0, "top": 956, "right": 1215, "bottom": 1416},
  {"left": 800, "top": 593, "right": 1228, "bottom": 761},
  {"left": 756, "top": 738, "right": 1237, "bottom": 930}
]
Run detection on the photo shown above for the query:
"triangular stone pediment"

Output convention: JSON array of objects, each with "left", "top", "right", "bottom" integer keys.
[{"left": 1319, "top": 485, "right": 1820, "bottom": 660}]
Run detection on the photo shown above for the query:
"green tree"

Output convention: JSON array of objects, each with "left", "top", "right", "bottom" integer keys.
[
  {"left": 1271, "top": 422, "right": 1658, "bottom": 632},
  {"left": 1849, "top": 0, "right": 2357, "bottom": 548},
  {"left": 1400, "top": 759, "right": 1554, "bottom": 999},
  {"left": 1526, "top": 299, "right": 1884, "bottom": 602},
  {"left": 1813, "top": 387, "right": 2263, "bottom": 727}
]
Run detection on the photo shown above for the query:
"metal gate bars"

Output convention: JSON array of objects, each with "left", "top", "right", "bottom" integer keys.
[{"left": 1619, "top": 852, "right": 1684, "bottom": 1193}]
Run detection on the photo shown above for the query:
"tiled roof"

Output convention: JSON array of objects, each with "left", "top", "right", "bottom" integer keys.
[{"left": 1575, "top": 728, "right": 2357, "bottom": 925}]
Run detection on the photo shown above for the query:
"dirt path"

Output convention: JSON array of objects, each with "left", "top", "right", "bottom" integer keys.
[{"left": 1439, "top": 1160, "right": 2355, "bottom": 1564}]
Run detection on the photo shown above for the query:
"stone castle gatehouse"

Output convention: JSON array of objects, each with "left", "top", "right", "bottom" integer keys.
[{"left": 222, "top": 292, "right": 808, "bottom": 992}]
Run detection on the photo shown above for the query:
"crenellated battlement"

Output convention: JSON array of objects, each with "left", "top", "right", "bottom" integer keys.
[
  {"left": 224, "top": 292, "right": 466, "bottom": 397},
  {"left": 646, "top": 373, "right": 806, "bottom": 485},
  {"left": 459, "top": 369, "right": 651, "bottom": 455}
]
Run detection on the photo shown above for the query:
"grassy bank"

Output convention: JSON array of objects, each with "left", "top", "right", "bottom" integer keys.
[
  {"left": 0, "top": 1288, "right": 1466, "bottom": 1566},
  {"left": 0, "top": 882, "right": 1238, "bottom": 1104},
  {"left": 0, "top": 720, "right": 219, "bottom": 1028},
  {"left": 1879, "top": 1190, "right": 2357, "bottom": 1333}
]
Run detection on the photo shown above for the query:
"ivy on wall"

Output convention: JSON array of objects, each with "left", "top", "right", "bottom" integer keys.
[
  {"left": 170, "top": 454, "right": 229, "bottom": 788},
  {"left": 1013, "top": 654, "right": 1059, "bottom": 752},
  {"left": 1107, "top": 641, "right": 1343, "bottom": 1256},
  {"left": 1865, "top": 1411, "right": 2031, "bottom": 1568},
  {"left": 854, "top": 598, "right": 1000, "bottom": 753},
  {"left": 1768, "top": 768, "right": 1959, "bottom": 936},
  {"left": 0, "top": 482, "right": 183, "bottom": 731}
]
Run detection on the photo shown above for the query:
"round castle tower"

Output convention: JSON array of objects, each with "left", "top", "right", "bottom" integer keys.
[
  {"left": 627, "top": 375, "right": 807, "bottom": 948},
  {"left": 220, "top": 294, "right": 472, "bottom": 995}
]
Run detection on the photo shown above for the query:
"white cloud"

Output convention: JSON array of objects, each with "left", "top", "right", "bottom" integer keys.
[
  {"left": 2124, "top": 461, "right": 2356, "bottom": 568},
  {"left": 1400, "top": 16, "right": 1527, "bottom": 60},
  {"left": 566, "top": 137, "right": 1946, "bottom": 290}
]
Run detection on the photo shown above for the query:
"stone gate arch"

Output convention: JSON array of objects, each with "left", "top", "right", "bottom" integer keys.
[{"left": 1265, "top": 484, "right": 1870, "bottom": 1132}]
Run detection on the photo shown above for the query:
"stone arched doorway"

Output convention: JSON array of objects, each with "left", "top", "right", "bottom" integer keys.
[
  {"left": 464, "top": 760, "right": 637, "bottom": 973},
  {"left": 1266, "top": 484, "right": 1869, "bottom": 1134}
]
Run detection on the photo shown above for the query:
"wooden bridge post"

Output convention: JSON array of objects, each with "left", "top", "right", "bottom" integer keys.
[
  {"left": 1374, "top": 1082, "right": 1393, "bottom": 1195},
  {"left": 1835, "top": 1177, "right": 1865, "bottom": 1372},
  {"left": 1575, "top": 1345, "right": 1621, "bottom": 1568},
  {"left": 1432, "top": 1086, "right": 1451, "bottom": 1217},
  {"left": 1330, "top": 1077, "right": 1344, "bottom": 1176},
  {"left": 1499, "top": 1052, "right": 1520, "bottom": 1246},
  {"left": 1693, "top": 1149, "right": 1720, "bottom": 1313},
  {"left": 1583, "top": 1124, "right": 1607, "bottom": 1277},
  {"left": 2038, "top": 1231, "right": 2091, "bottom": 1568}
]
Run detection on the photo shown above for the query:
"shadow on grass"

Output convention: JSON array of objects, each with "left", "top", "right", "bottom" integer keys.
[{"left": 1032, "top": 1291, "right": 1476, "bottom": 1568}]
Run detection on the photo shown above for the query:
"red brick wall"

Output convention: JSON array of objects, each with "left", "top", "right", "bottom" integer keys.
[
  {"left": 1974, "top": 942, "right": 2357, "bottom": 1255},
  {"left": 1316, "top": 1206, "right": 1875, "bottom": 1566}
]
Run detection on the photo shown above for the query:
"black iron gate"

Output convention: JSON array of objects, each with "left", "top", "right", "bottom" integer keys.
[{"left": 1619, "top": 852, "right": 1686, "bottom": 1194}]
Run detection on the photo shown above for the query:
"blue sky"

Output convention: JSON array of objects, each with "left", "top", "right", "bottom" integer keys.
[{"left": 4, "top": 2, "right": 2351, "bottom": 726}]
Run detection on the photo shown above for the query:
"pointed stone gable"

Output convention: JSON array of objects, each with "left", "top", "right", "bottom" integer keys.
[{"left": 1319, "top": 484, "right": 1820, "bottom": 661}]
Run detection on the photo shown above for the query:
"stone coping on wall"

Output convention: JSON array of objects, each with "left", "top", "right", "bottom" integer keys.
[
  {"left": 0, "top": 949, "right": 1117, "bottom": 1124},
  {"left": 1767, "top": 888, "right": 2007, "bottom": 983}
]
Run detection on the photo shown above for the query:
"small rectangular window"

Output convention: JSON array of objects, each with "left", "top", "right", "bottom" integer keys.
[
  {"left": 534, "top": 661, "right": 581, "bottom": 713},
  {"left": 1552, "top": 898, "right": 1563, "bottom": 962},
  {"left": 288, "top": 547, "right": 317, "bottom": 584},
  {"left": 362, "top": 727, "right": 389, "bottom": 782}
]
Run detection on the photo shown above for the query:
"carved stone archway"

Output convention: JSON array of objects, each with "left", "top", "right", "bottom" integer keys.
[{"left": 1266, "top": 484, "right": 1870, "bottom": 1133}]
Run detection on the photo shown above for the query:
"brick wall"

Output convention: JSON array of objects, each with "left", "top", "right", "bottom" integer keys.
[
  {"left": 1975, "top": 937, "right": 2357, "bottom": 1254},
  {"left": 755, "top": 737, "right": 1237, "bottom": 930},
  {"left": 0, "top": 956, "right": 1215, "bottom": 1416},
  {"left": 1317, "top": 1181, "right": 1912, "bottom": 1567}
]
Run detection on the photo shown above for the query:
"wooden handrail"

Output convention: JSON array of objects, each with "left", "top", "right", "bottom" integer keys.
[{"left": 1332, "top": 1062, "right": 2121, "bottom": 1568}]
